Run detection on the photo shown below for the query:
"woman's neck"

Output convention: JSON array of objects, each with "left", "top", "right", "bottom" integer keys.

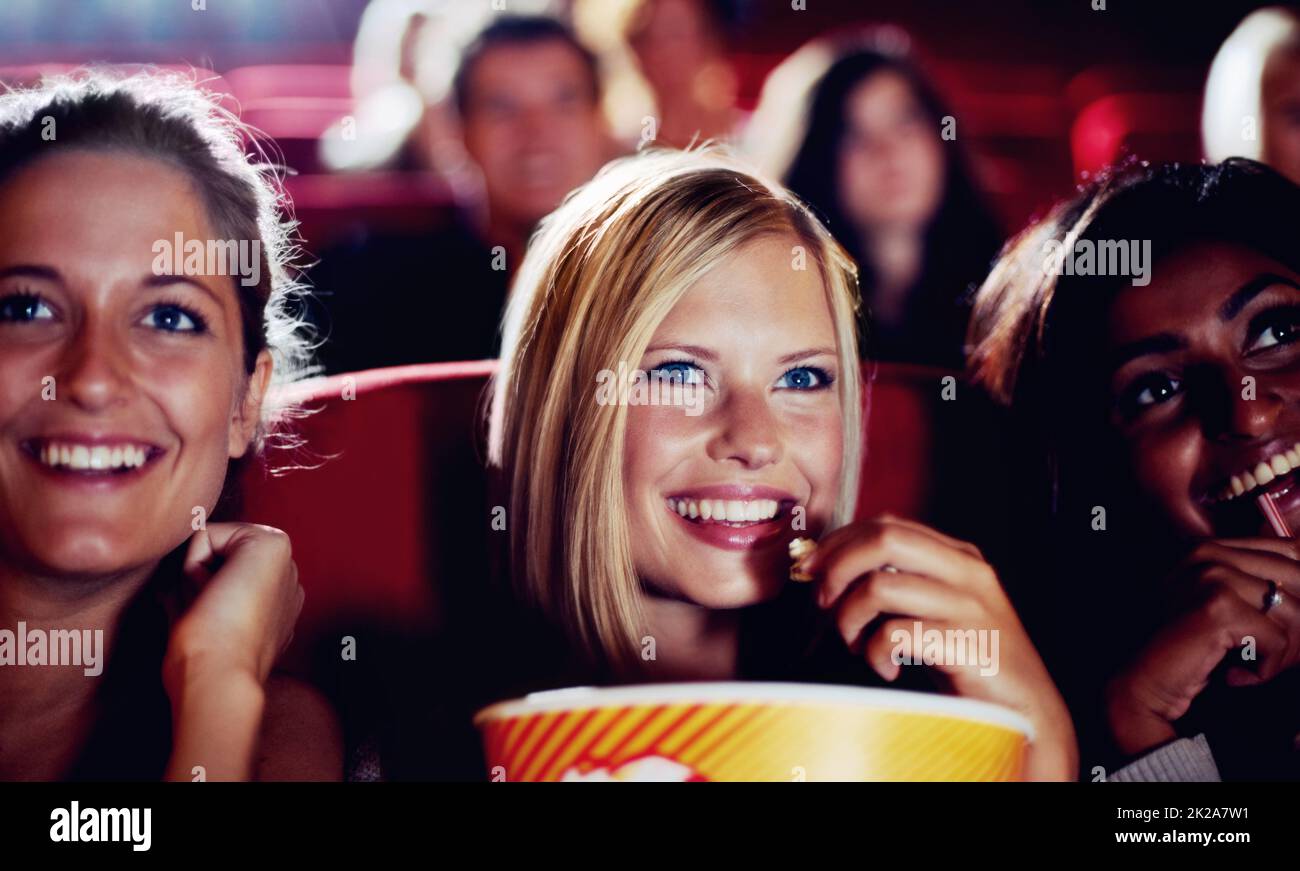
[
  {"left": 0, "top": 559, "right": 156, "bottom": 728},
  {"left": 639, "top": 592, "right": 742, "bottom": 682},
  {"left": 863, "top": 225, "right": 925, "bottom": 314}
]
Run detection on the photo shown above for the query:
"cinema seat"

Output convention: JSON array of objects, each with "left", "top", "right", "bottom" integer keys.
[
  {"left": 224, "top": 64, "right": 352, "bottom": 103},
  {"left": 282, "top": 172, "right": 456, "bottom": 252},
  {"left": 237, "top": 360, "right": 1012, "bottom": 674},
  {"left": 1070, "top": 92, "right": 1202, "bottom": 178}
]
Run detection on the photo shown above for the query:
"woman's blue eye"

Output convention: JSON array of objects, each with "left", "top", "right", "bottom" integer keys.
[
  {"left": 0, "top": 293, "right": 54, "bottom": 323},
  {"left": 142, "top": 304, "right": 205, "bottom": 333},
  {"left": 651, "top": 361, "right": 705, "bottom": 385},
  {"left": 776, "top": 366, "right": 832, "bottom": 390}
]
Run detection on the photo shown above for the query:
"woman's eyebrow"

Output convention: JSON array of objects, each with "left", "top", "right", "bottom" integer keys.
[
  {"left": 777, "top": 346, "right": 837, "bottom": 364},
  {"left": 645, "top": 343, "right": 717, "bottom": 361},
  {"left": 1218, "top": 273, "right": 1300, "bottom": 321},
  {"left": 0, "top": 264, "right": 61, "bottom": 283},
  {"left": 1108, "top": 333, "right": 1187, "bottom": 371}
]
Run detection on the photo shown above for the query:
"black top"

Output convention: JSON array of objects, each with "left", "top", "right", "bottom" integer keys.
[
  {"left": 307, "top": 217, "right": 511, "bottom": 374},
  {"left": 344, "top": 579, "right": 937, "bottom": 782},
  {"left": 65, "top": 557, "right": 178, "bottom": 781}
]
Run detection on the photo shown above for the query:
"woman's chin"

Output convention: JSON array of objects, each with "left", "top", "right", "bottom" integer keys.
[
  {"left": 6, "top": 528, "right": 152, "bottom": 580},
  {"left": 677, "top": 559, "right": 789, "bottom": 609}
]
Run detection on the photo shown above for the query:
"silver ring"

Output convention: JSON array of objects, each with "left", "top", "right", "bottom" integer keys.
[{"left": 1264, "top": 581, "right": 1285, "bottom": 614}]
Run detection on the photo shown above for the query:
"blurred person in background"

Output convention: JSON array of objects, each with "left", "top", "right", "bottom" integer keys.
[
  {"left": 313, "top": 12, "right": 613, "bottom": 373},
  {"left": 1203, "top": 6, "right": 1300, "bottom": 186},
  {"left": 575, "top": 0, "right": 742, "bottom": 149},
  {"left": 747, "top": 32, "right": 1002, "bottom": 369}
]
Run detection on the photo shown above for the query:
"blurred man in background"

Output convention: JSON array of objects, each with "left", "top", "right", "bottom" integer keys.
[{"left": 313, "top": 13, "right": 613, "bottom": 372}]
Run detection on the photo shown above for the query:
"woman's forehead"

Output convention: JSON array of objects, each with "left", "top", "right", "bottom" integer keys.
[
  {"left": 654, "top": 236, "right": 833, "bottom": 345},
  {"left": 1105, "top": 242, "right": 1295, "bottom": 343}
]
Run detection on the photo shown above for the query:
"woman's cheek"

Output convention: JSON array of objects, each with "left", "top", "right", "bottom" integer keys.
[
  {"left": 625, "top": 402, "right": 697, "bottom": 476},
  {"left": 789, "top": 402, "right": 843, "bottom": 520},
  {"left": 144, "top": 349, "right": 241, "bottom": 486},
  {"left": 0, "top": 348, "right": 41, "bottom": 417},
  {"left": 1128, "top": 428, "right": 1206, "bottom": 536}
]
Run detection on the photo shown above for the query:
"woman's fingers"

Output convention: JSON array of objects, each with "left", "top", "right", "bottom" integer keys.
[
  {"left": 1182, "top": 540, "right": 1300, "bottom": 598},
  {"left": 833, "top": 569, "right": 977, "bottom": 654},
  {"left": 807, "top": 517, "right": 996, "bottom": 608},
  {"left": 860, "top": 616, "right": 1001, "bottom": 685},
  {"left": 1193, "top": 563, "right": 1300, "bottom": 638},
  {"left": 856, "top": 513, "right": 984, "bottom": 558},
  {"left": 168, "top": 523, "right": 301, "bottom": 682},
  {"left": 1178, "top": 581, "right": 1291, "bottom": 684}
]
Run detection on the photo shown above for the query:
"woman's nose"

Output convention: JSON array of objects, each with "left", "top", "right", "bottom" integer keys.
[
  {"left": 58, "top": 320, "right": 132, "bottom": 412},
  {"left": 1206, "top": 372, "right": 1285, "bottom": 441},
  {"left": 705, "top": 385, "right": 783, "bottom": 469}
]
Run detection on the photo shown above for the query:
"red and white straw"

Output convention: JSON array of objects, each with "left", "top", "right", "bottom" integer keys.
[{"left": 1256, "top": 493, "right": 1293, "bottom": 538}]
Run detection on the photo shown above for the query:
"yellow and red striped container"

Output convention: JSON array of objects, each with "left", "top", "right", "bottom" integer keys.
[{"left": 475, "top": 683, "right": 1031, "bottom": 782}]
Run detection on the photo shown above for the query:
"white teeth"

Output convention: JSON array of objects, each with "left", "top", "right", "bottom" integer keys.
[
  {"left": 666, "top": 497, "right": 783, "bottom": 524},
  {"left": 1255, "top": 462, "right": 1276, "bottom": 486},
  {"left": 35, "top": 441, "right": 151, "bottom": 472},
  {"left": 1215, "top": 445, "right": 1300, "bottom": 502}
]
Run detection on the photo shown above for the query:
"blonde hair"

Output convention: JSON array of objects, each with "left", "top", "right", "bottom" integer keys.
[
  {"left": 1203, "top": 6, "right": 1300, "bottom": 163},
  {"left": 487, "top": 146, "right": 862, "bottom": 673}
]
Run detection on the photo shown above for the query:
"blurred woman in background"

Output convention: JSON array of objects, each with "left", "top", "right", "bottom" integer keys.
[
  {"left": 0, "top": 72, "right": 339, "bottom": 781},
  {"left": 748, "top": 33, "right": 1002, "bottom": 369},
  {"left": 575, "top": 0, "right": 741, "bottom": 149}
]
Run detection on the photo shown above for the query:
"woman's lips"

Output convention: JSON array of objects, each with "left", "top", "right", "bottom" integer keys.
[{"left": 663, "top": 493, "right": 796, "bottom": 552}]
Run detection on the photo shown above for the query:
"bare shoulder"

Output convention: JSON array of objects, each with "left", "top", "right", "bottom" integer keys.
[{"left": 255, "top": 674, "right": 344, "bottom": 782}]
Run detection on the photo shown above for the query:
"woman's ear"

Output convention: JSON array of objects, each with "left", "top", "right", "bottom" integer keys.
[{"left": 229, "top": 350, "right": 274, "bottom": 459}]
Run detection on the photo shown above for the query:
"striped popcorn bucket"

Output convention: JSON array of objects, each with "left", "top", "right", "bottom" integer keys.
[{"left": 475, "top": 683, "right": 1031, "bottom": 782}]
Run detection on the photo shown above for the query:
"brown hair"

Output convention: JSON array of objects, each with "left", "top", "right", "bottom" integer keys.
[{"left": 0, "top": 69, "right": 317, "bottom": 450}]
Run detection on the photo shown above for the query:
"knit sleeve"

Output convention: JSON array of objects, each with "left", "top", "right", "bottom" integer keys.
[{"left": 1107, "top": 734, "right": 1221, "bottom": 782}]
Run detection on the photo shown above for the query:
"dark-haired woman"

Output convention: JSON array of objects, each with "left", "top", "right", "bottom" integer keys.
[
  {"left": 968, "top": 158, "right": 1300, "bottom": 780},
  {"left": 0, "top": 72, "right": 341, "bottom": 780},
  {"left": 747, "top": 33, "right": 1002, "bottom": 368}
]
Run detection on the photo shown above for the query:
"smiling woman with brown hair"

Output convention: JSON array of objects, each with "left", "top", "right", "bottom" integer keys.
[
  {"left": 0, "top": 71, "right": 340, "bottom": 781},
  {"left": 968, "top": 157, "right": 1300, "bottom": 781}
]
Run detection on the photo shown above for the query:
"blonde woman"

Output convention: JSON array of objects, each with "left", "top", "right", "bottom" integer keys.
[{"left": 486, "top": 147, "right": 1077, "bottom": 780}]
